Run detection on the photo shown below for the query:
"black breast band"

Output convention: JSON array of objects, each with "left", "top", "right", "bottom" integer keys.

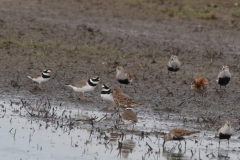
[
  {"left": 88, "top": 79, "right": 97, "bottom": 86},
  {"left": 42, "top": 73, "right": 50, "bottom": 79}
]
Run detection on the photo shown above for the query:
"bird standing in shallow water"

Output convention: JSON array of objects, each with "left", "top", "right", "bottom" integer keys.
[
  {"left": 121, "top": 108, "right": 138, "bottom": 131},
  {"left": 66, "top": 76, "right": 100, "bottom": 101},
  {"left": 113, "top": 87, "right": 140, "bottom": 108},
  {"left": 218, "top": 120, "right": 233, "bottom": 147},
  {"left": 111, "top": 66, "right": 133, "bottom": 85},
  {"left": 27, "top": 69, "right": 51, "bottom": 90},
  {"left": 217, "top": 66, "right": 231, "bottom": 90},
  {"left": 100, "top": 84, "right": 115, "bottom": 110},
  {"left": 191, "top": 76, "right": 209, "bottom": 96},
  {"left": 167, "top": 55, "right": 181, "bottom": 75},
  {"left": 163, "top": 128, "right": 200, "bottom": 148}
]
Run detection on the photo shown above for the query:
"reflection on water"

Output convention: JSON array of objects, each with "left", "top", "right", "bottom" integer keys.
[
  {"left": 162, "top": 148, "right": 188, "bottom": 160},
  {"left": 0, "top": 99, "right": 240, "bottom": 159}
]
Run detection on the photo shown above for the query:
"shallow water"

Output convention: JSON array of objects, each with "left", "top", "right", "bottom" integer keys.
[{"left": 0, "top": 99, "right": 239, "bottom": 160}]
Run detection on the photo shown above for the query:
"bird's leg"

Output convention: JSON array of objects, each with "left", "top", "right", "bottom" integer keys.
[
  {"left": 110, "top": 104, "right": 114, "bottom": 110},
  {"left": 82, "top": 94, "right": 88, "bottom": 101},
  {"left": 131, "top": 125, "right": 134, "bottom": 131},
  {"left": 106, "top": 104, "right": 109, "bottom": 110},
  {"left": 39, "top": 85, "right": 43, "bottom": 90},
  {"left": 184, "top": 140, "right": 186, "bottom": 150},
  {"left": 78, "top": 93, "right": 82, "bottom": 99},
  {"left": 125, "top": 124, "right": 128, "bottom": 130},
  {"left": 219, "top": 139, "right": 221, "bottom": 149},
  {"left": 178, "top": 141, "right": 182, "bottom": 149}
]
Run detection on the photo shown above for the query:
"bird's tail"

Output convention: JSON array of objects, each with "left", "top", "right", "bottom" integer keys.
[
  {"left": 65, "top": 84, "right": 73, "bottom": 89},
  {"left": 27, "top": 76, "right": 32, "bottom": 80}
]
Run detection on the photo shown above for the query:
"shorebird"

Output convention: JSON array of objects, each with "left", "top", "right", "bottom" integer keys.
[
  {"left": 27, "top": 69, "right": 51, "bottom": 90},
  {"left": 163, "top": 128, "right": 200, "bottom": 148},
  {"left": 217, "top": 66, "right": 231, "bottom": 90},
  {"left": 66, "top": 76, "right": 100, "bottom": 101},
  {"left": 218, "top": 120, "right": 233, "bottom": 147},
  {"left": 111, "top": 66, "right": 133, "bottom": 85},
  {"left": 167, "top": 55, "right": 181, "bottom": 75},
  {"left": 191, "top": 76, "right": 209, "bottom": 96},
  {"left": 100, "top": 84, "right": 115, "bottom": 110},
  {"left": 122, "top": 108, "right": 138, "bottom": 131},
  {"left": 113, "top": 87, "right": 140, "bottom": 108}
]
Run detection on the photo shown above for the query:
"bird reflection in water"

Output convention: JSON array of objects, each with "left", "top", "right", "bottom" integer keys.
[
  {"left": 162, "top": 145, "right": 189, "bottom": 160},
  {"left": 110, "top": 133, "right": 136, "bottom": 159}
]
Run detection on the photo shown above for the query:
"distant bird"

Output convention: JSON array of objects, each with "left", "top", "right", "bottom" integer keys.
[
  {"left": 122, "top": 108, "right": 138, "bottom": 130},
  {"left": 100, "top": 84, "right": 115, "bottom": 110},
  {"left": 113, "top": 87, "right": 140, "bottom": 108},
  {"left": 191, "top": 76, "right": 209, "bottom": 96},
  {"left": 111, "top": 66, "right": 133, "bottom": 85},
  {"left": 163, "top": 128, "right": 200, "bottom": 148},
  {"left": 27, "top": 69, "right": 51, "bottom": 90},
  {"left": 167, "top": 55, "right": 181, "bottom": 74},
  {"left": 66, "top": 76, "right": 100, "bottom": 101},
  {"left": 217, "top": 66, "right": 231, "bottom": 89},
  {"left": 218, "top": 120, "right": 233, "bottom": 146}
]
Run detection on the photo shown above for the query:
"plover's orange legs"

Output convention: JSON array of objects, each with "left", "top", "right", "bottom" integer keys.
[
  {"left": 106, "top": 104, "right": 109, "bottom": 109},
  {"left": 40, "top": 85, "right": 43, "bottom": 90},
  {"left": 125, "top": 124, "right": 128, "bottom": 130},
  {"left": 82, "top": 94, "right": 88, "bottom": 101},
  {"left": 132, "top": 125, "right": 135, "bottom": 131},
  {"left": 110, "top": 104, "right": 114, "bottom": 110},
  {"left": 79, "top": 93, "right": 82, "bottom": 99}
]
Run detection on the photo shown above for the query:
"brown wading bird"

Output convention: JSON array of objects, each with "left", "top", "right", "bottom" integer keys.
[
  {"left": 113, "top": 87, "right": 140, "bottom": 108},
  {"left": 163, "top": 128, "right": 200, "bottom": 148},
  {"left": 218, "top": 120, "right": 233, "bottom": 147},
  {"left": 121, "top": 108, "right": 138, "bottom": 131},
  {"left": 27, "top": 69, "right": 51, "bottom": 90},
  {"left": 167, "top": 55, "right": 181, "bottom": 75},
  {"left": 216, "top": 66, "right": 231, "bottom": 90},
  {"left": 111, "top": 66, "right": 133, "bottom": 85},
  {"left": 191, "top": 76, "right": 209, "bottom": 96},
  {"left": 66, "top": 76, "right": 101, "bottom": 101}
]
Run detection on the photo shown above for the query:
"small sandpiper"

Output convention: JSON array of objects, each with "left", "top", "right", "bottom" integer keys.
[
  {"left": 113, "top": 87, "right": 140, "bottom": 108},
  {"left": 100, "top": 84, "right": 115, "bottom": 110},
  {"left": 216, "top": 66, "right": 231, "bottom": 90},
  {"left": 121, "top": 108, "right": 138, "bottom": 131},
  {"left": 218, "top": 120, "right": 233, "bottom": 146},
  {"left": 27, "top": 69, "right": 51, "bottom": 90},
  {"left": 163, "top": 128, "right": 200, "bottom": 148},
  {"left": 66, "top": 76, "right": 100, "bottom": 101},
  {"left": 167, "top": 55, "right": 181, "bottom": 74},
  {"left": 191, "top": 76, "right": 209, "bottom": 96},
  {"left": 111, "top": 66, "right": 133, "bottom": 85}
]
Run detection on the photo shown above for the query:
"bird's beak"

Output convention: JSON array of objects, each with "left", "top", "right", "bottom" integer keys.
[
  {"left": 99, "top": 80, "right": 101, "bottom": 83},
  {"left": 109, "top": 70, "right": 116, "bottom": 73},
  {"left": 101, "top": 87, "right": 104, "bottom": 89}
]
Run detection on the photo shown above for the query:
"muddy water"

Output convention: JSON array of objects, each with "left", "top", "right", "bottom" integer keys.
[{"left": 0, "top": 99, "right": 239, "bottom": 160}]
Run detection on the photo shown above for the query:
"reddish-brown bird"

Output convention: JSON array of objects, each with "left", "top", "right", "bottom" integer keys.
[
  {"left": 191, "top": 76, "right": 209, "bottom": 95},
  {"left": 163, "top": 128, "right": 200, "bottom": 147},
  {"left": 113, "top": 87, "right": 140, "bottom": 108}
]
